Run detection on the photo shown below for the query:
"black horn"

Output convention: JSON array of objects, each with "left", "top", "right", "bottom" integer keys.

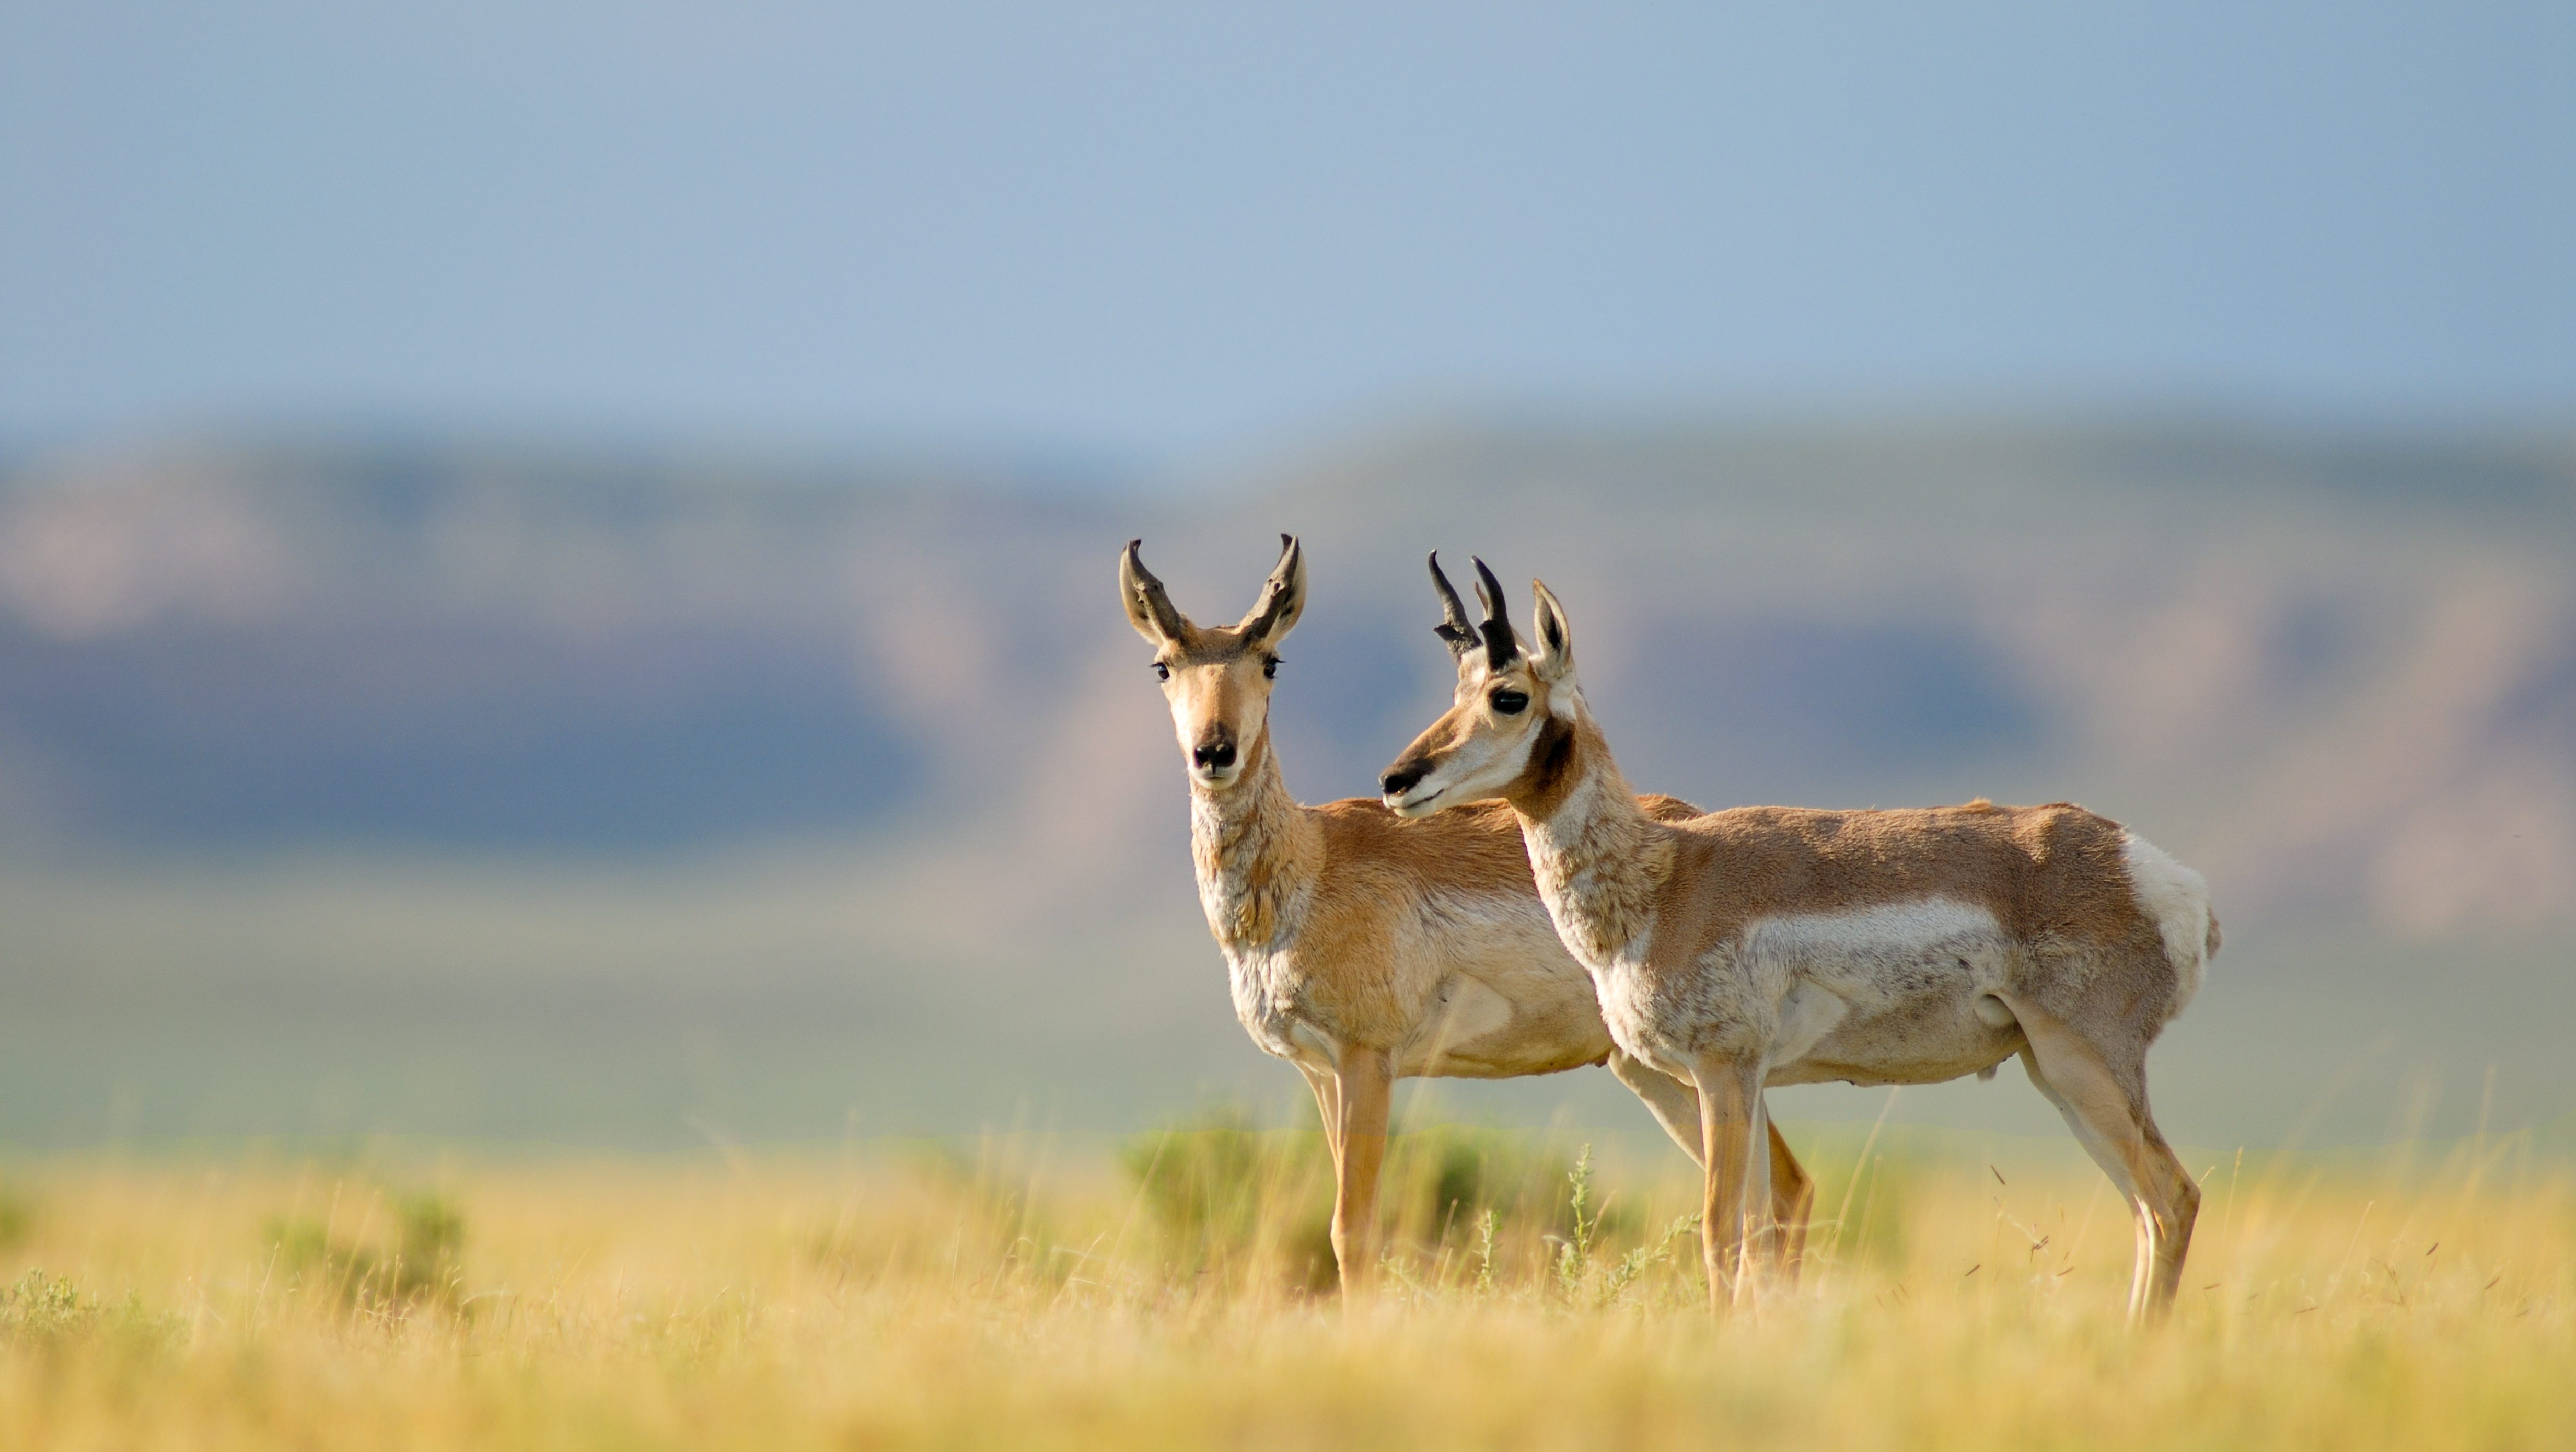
[
  {"left": 1470, "top": 556, "right": 1518, "bottom": 670},
  {"left": 1122, "top": 539, "right": 1190, "bottom": 640},
  {"left": 1427, "top": 552, "right": 1478, "bottom": 660}
]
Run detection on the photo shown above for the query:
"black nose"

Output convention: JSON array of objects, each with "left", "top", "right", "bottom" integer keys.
[
  {"left": 1193, "top": 740, "right": 1236, "bottom": 771},
  {"left": 1381, "top": 765, "right": 1424, "bottom": 797}
]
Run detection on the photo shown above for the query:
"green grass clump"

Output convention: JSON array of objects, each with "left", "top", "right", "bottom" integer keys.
[
  {"left": 0, "top": 1270, "right": 179, "bottom": 1356},
  {"left": 1121, "top": 1106, "right": 1337, "bottom": 1289},
  {"left": 270, "top": 1191, "right": 467, "bottom": 1315},
  {"left": 1121, "top": 1108, "right": 1663, "bottom": 1295}
]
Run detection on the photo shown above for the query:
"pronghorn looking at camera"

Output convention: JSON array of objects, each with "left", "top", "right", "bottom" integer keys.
[
  {"left": 1379, "top": 558, "right": 2219, "bottom": 1319},
  {"left": 1121, "top": 536, "right": 1816, "bottom": 1293}
]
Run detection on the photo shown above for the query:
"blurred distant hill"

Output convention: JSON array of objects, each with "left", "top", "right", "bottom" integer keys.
[
  {"left": 7, "top": 420, "right": 2572, "bottom": 930},
  {"left": 2, "top": 419, "right": 2572, "bottom": 1148}
]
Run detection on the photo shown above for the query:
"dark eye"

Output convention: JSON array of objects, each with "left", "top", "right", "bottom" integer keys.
[
  {"left": 1152, "top": 662, "right": 1171, "bottom": 682},
  {"left": 1490, "top": 689, "right": 1529, "bottom": 715},
  {"left": 1262, "top": 656, "right": 1279, "bottom": 679}
]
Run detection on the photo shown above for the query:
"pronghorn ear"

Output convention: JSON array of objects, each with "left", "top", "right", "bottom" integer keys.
[
  {"left": 1237, "top": 533, "right": 1306, "bottom": 647},
  {"left": 1527, "top": 579, "right": 1576, "bottom": 682},
  {"left": 1120, "top": 539, "right": 1191, "bottom": 646}
]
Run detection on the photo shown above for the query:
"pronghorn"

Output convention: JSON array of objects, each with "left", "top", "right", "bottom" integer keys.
[
  {"left": 1120, "top": 536, "right": 1816, "bottom": 1293},
  {"left": 1379, "top": 558, "right": 2218, "bottom": 1318}
]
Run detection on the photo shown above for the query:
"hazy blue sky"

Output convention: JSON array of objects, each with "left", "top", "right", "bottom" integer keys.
[{"left": 4, "top": 1, "right": 2570, "bottom": 462}]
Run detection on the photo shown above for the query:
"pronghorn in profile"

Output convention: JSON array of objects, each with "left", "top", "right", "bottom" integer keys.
[
  {"left": 1120, "top": 536, "right": 1815, "bottom": 1292},
  {"left": 1379, "top": 558, "right": 2218, "bottom": 1319}
]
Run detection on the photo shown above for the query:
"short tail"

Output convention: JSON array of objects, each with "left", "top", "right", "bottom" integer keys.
[{"left": 2204, "top": 909, "right": 2223, "bottom": 960}]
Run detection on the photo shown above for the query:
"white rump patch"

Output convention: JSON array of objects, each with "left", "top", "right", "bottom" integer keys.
[{"left": 2122, "top": 830, "right": 2213, "bottom": 1017}]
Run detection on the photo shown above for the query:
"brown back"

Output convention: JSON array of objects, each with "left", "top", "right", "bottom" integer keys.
[{"left": 1655, "top": 800, "right": 2160, "bottom": 958}]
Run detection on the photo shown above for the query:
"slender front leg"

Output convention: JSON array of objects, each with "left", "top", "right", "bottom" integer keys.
[
  {"left": 1330, "top": 1045, "right": 1395, "bottom": 1295},
  {"left": 1618, "top": 1057, "right": 1824, "bottom": 1284},
  {"left": 1690, "top": 1056, "right": 1766, "bottom": 1310},
  {"left": 1612, "top": 1052, "right": 1812, "bottom": 1280}
]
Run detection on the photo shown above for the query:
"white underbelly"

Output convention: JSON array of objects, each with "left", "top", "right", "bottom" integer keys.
[
  {"left": 1617, "top": 896, "right": 2035, "bottom": 1087},
  {"left": 1224, "top": 902, "right": 1615, "bottom": 1079},
  {"left": 1767, "top": 1004, "right": 2025, "bottom": 1087},
  {"left": 1399, "top": 972, "right": 1612, "bottom": 1078},
  {"left": 1398, "top": 892, "right": 1615, "bottom": 1078}
]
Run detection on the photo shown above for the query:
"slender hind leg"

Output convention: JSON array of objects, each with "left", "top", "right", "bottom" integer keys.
[
  {"left": 1998, "top": 993, "right": 2200, "bottom": 1322},
  {"left": 1613, "top": 1052, "right": 1812, "bottom": 1282},
  {"left": 1769, "top": 1121, "right": 1815, "bottom": 1281}
]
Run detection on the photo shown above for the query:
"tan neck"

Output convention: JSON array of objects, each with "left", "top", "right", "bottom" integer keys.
[
  {"left": 1188, "top": 727, "right": 1319, "bottom": 952},
  {"left": 1509, "top": 709, "right": 1670, "bottom": 966}
]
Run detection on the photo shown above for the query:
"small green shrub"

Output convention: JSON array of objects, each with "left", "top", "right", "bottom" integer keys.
[
  {"left": 271, "top": 1192, "right": 467, "bottom": 1315},
  {"left": 0, "top": 1269, "right": 180, "bottom": 1355},
  {"left": 1121, "top": 1107, "right": 1335, "bottom": 1289},
  {"left": 1544, "top": 1147, "right": 1698, "bottom": 1306},
  {"left": 1121, "top": 1109, "right": 1638, "bottom": 1292},
  {"left": 1382, "top": 1124, "right": 1604, "bottom": 1246}
]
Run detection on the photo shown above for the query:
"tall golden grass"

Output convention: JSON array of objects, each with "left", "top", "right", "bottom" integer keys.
[{"left": 0, "top": 1120, "right": 2568, "bottom": 1450}]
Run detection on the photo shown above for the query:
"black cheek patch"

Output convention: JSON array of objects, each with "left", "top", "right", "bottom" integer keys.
[{"left": 1527, "top": 713, "right": 1575, "bottom": 797}]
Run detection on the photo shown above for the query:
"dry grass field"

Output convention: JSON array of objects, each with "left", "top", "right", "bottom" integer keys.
[{"left": 0, "top": 1120, "right": 2569, "bottom": 1450}]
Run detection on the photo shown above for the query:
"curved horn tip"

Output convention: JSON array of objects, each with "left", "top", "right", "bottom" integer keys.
[
  {"left": 1427, "top": 551, "right": 1478, "bottom": 654},
  {"left": 1123, "top": 540, "right": 1182, "bottom": 612},
  {"left": 1468, "top": 556, "right": 1518, "bottom": 668}
]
